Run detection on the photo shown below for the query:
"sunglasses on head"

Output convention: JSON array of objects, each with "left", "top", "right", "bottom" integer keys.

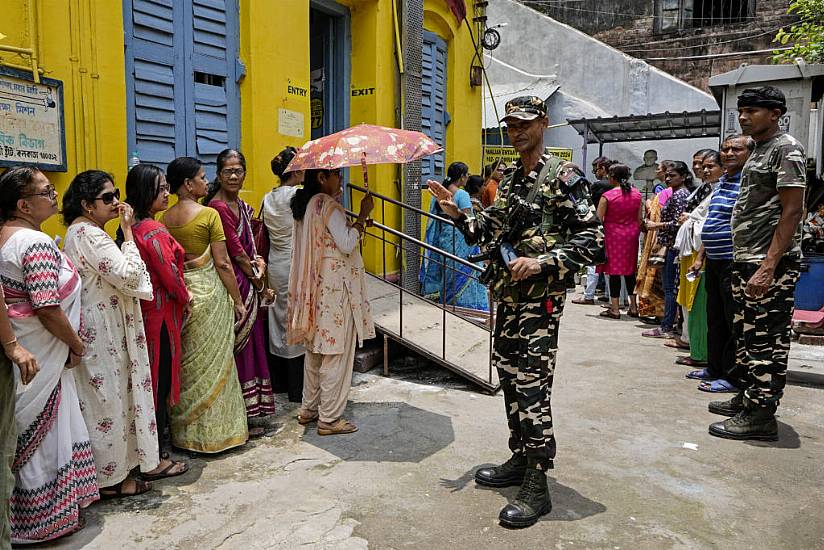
[{"left": 92, "top": 188, "right": 121, "bottom": 205}]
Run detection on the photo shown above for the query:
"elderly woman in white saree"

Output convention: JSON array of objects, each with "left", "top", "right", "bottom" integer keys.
[
  {"left": 288, "top": 168, "right": 375, "bottom": 436},
  {"left": 0, "top": 167, "right": 98, "bottom": 544}
]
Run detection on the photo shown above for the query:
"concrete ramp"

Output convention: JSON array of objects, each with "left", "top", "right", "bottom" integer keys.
[{"left": 365, "top": 276, "right": 499, "bottom": 392}]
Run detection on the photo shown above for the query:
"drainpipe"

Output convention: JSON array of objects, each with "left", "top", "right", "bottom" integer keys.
[{"left": 400, "top": 0, "right": 423, "bottom": 293}]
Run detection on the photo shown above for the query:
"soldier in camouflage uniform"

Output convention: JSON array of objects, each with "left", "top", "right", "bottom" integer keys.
[
  {"left": 708, "top": 86, "right": 806, "bottom": 441},
  {"left": 429, "top": 96, "right": 603, "bottom": 528}
]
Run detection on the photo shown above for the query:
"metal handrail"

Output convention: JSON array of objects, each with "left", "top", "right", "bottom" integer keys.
[{"left": 345, "top": 182, "right": 497, "bottom": 392}]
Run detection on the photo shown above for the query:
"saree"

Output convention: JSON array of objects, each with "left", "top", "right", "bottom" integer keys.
[
  {"left": 0, "top": 229, "right": 98, "bottom": 544},
  {"left": 419, "top": 192, "right": 489, "bottom": 312},
  {"left": 635, "top": 195, "right": 665, "bottom": 319},
  {"left": 170, "top": 249, "right": 248, "bottom": 453},
  {"left": 209, "top": 199, "right": 274, "bottom": 420}
]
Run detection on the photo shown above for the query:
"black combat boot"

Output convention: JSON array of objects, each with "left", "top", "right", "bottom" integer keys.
[
  {"left": 498, "top": 468, "right": 552, "bottom": 528},
  {"left": 708, "top": 391, "right": 745, "bottom": 417},
  {"left": 475, "top": 454, "right": 527, "bottom": 488},
  {"left": 708, "top": 405, "right": 778, "bottom": 441}
]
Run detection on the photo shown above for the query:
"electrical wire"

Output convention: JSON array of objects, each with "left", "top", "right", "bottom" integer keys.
[
  {"left": 642, "top": 45, "right": 792, "bottom": 60},
  {"left": 620, "top": 25, "right": 785, "bottom": 53},
  {"left": 519, "top": 0, "right": 764, "bottom": 21}
]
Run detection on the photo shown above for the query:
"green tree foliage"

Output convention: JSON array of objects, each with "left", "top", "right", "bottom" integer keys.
[{"left": 773, "top": 0, "right": 824, "bottom": 64}]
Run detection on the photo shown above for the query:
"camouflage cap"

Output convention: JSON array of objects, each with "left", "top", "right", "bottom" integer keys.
[{"left": 501, "top": 96, "right": 547, "bottom": 122}]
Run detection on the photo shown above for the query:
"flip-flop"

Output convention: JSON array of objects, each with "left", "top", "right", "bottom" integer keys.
[
  {"left": 141, "top": 460, "right": 189, "bottom": 482},
  {"left": 698, "top": 379, "right": 738, "bottom": 393},
  {"left": 642, "top": 328, "right": 672, "bottom": 338},
  {"left": 297, "top": 412, "right": 319, "bottom": 425},
  {"left": 626, "top": 310, "right": 640, "bottom": 318},
  {"left": 686, "top": 368, "right": 716, "bottom": 380},
  {"left": 599, "top": 310, "right": 620, "bottom": 319},
  {"left": 100, "top": 478, "right": 151, "bottom": 500},
  {"left": 675, "top": 356, "right": 707, "bottom": 367},
  {"left": 571, "top": 297, "right": 596, "bottom": 305},
  {"left": 317, "top": 418, "right": 358, "bottom": 436},
  {"left": 664, "top": 338, "right": 690, "bottom": 350}
]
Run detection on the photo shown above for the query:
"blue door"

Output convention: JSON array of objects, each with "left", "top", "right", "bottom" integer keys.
[
  {"left": 421, "top": 31, "right": 448, "bottom": 189},
  {"left": 124, "top": 0, "right": 240, "bottom": 178}
]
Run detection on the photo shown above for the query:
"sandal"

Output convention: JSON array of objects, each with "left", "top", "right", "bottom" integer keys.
[
  {"left": 297, "top": 412, "right": 319, "bottom": 425},
  {"left": 627, "top": 309, "right": 640, "bottom": 318},
  {"left": 664, "top": 338, "right": 690, "bottom": 350},
  {"left": 141, "top": 458, "right": 189, "bottom": 482},
  {"left": 100, "top": 478, "right": 151, "bottom": 500},
  {"left": 675, "top": 356, "right": 707, "bottom": 367},
  {"left": 698, "top": 379, "right": 738, "bottom": 393},
  {"left": 571, "top": 297, "right": 596, "bottom": 305},
  {"left": 685, "top": 368, "right": 716, "bottom": 380},
  {"left": 599, "top": 310, "right": 620, "bottom": 319},
  {"left": 642, "top": 328, "right": 673, "bottom": 338},
  {"left": 317, "top": 418, "right": 358, "bottom": 436}
]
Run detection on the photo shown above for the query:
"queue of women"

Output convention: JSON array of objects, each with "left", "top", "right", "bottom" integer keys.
[{"left": 0, "top": 145, "right": 375, "bottom": 545}]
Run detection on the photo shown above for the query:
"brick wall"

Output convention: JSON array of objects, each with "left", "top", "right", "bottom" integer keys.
[{"left": 520, "top": 0, "right": 798, "bottom": 92}]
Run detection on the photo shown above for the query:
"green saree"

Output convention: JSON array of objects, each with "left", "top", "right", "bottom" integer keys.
[{"left": 171, "top": 251, "right": 248, "bottom": 453}]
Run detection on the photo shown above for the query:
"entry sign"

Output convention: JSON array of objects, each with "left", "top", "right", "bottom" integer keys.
[
  {"left": 483, "top": 145, "right": 573, "bottom": 167},
  {"left": 0, "top": 67, "right": 67, "bottom": 171}
]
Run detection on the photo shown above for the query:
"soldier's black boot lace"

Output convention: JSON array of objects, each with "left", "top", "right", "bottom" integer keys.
[{"left": 498, "top": 468, "right": 552, "bottom": 528}]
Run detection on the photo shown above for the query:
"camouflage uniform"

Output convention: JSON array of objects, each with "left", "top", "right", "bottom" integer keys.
[
  {"left": 456, "top": 151, "right": 604, "bottom": 471},
  {"left": 730, "top": 132, "right": 806, "bottom": 409}
]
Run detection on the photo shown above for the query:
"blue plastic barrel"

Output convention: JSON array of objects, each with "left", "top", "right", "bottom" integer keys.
[{"left": 795, "top": 256, "right": 824, "bottom": 311}]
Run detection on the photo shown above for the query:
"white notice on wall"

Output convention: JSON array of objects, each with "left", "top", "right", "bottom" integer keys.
[{"left": 278, "top": 108, "right": 305, "bottom": 138}]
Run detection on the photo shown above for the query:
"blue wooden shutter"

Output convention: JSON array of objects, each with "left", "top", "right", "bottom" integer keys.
[
  {"left": 124, "top": 0, "right": 184, "bottom": 167},
  {"left": 188, "top": 0, "right": 240, "bottom": 179},
  {"left": 421, "top": 32, "right": 447, "bottom": 189}
]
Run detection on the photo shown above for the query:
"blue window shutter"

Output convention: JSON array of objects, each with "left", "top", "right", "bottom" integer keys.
[
  {"left": 124, "top": 0, "right": 183, "bottom": 168},
  {"left": 421, "top": 31, "right": 447, "bottom": 189},
  {"left": 189, "top": 0, "right": 240, "bottom": 179}
]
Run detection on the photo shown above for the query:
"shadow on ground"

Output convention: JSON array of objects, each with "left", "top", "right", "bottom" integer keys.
[
  {"left": 301, "top": 401, "right": 454, "bottom": 463},
  {"left": 440, "top": 464, "right": 606, "bottom": 522},
  {"left": 744, "top": 420, "right": 801, "bottom": 449}
]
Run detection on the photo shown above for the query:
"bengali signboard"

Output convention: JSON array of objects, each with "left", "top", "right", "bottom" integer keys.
[
  {"left": 0, "top": 67, "right": 66, "bottom": 171},
  {"left": 483, "top": 145, "right": 573, "bottom": 167}
]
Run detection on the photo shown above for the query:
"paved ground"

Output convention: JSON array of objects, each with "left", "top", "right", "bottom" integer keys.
[{"left": 51, "top": 296, "right": 824, "bottom": 550}]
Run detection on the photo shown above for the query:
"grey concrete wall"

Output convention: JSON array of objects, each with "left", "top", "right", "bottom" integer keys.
[{"left": 487, "top": 0, "right": 719, "bottom": 181}]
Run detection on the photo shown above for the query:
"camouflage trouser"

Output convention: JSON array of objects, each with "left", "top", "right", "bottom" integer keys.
[
  {"left": 492, "top": 294, "right": 565, "bottom": 471},
  {"left": 732, "top": 259, "right": 800, "bottom": 409}
]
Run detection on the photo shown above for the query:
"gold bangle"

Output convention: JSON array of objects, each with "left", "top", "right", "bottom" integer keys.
[{"left": 1, "top": 338, "right": 17, "bottom": 348}]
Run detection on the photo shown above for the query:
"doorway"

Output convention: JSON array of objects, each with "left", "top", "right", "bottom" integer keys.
[{"left": 309, "top": 2, "right": 350, "bottom": 141}]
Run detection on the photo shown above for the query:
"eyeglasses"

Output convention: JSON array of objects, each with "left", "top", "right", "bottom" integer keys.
[
  {"left": 220, "top": 168, "right": 246, "bottom": 177},
  {"left": 92, "top": 188, "right": 121, "bottom": 205},
  {"left": 24, "top": 186, "right": 58, "bottom": 200}
]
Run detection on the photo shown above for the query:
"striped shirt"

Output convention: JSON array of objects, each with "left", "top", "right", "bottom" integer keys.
[{"left": 701, "top": 172, "right": 741, "bottom": 260}]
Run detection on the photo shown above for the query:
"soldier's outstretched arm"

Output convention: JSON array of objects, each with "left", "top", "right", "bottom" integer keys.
[{"left": 536, "top": 197, "right": 605, "bottom": 282}]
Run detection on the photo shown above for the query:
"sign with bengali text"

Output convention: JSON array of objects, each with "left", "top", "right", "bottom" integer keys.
[{"left": 0, "top": 67, "right": 66, "bottom": 171}]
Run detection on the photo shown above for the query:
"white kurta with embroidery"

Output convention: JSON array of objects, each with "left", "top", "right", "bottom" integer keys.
[{"left": 63, "top": 222, "right": 159, "bottom": 487}]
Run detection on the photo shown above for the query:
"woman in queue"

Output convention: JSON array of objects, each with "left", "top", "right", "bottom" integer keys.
[
  {"left": 0, "top": 167, "right": 99, "bottom": 542},
  {"left": 1, "top": 285, "right": 38, "bottom": 548},
  {"left": 596, "top": 163, "right": 642, "bottom": 319},
  {"left": 206, "top": 149, "right": 276, "bottom": 437},
  {"left": 62, "top": 170, "right": 166, "bottom": 497},
  {"left": 420, "top": 162, "right": 489, "bottom": 311},
  {"left": 288, "top": 168, "right": 375, "bottom": 435},
  {"left": 263, "top": 147, "right": 305, "bottom": 403},
  {"left": 123, "top": 164, "right": 190, "bottom": 475},
  {"left": 160, "top": 157, "right": 248, "bottom": 453},
  {"left": 642, "top": 161, "right": 692, "bottom": 339}
]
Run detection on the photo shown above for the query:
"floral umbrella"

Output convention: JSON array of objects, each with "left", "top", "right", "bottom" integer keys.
[{"left": 285, "top": 124, "right": 442, "bottom": 189}]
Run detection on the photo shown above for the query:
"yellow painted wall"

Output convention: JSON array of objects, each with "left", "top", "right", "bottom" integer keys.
[
  {"left": 1, "top": 0, "right": 481, "bottom": 276},
  {"left": 1, "top": 0, "right": 128, "bottom": 238}
]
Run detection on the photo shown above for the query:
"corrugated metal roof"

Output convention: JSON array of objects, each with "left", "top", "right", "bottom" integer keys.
[{"left": 567, "top": 110, "right": 721, "bottom": 144}]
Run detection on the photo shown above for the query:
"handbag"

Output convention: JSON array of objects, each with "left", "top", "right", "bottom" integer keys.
[
  {"left": 251, "top": 202, "right": 270, "bottom": 258},
  {"left": 648, "top": 242, "right": 667, "bottom": 265}
]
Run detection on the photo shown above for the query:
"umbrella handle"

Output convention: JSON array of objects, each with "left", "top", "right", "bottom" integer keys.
[{"left": 360, "top": 152, "right": 369, "bottom": 191}]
